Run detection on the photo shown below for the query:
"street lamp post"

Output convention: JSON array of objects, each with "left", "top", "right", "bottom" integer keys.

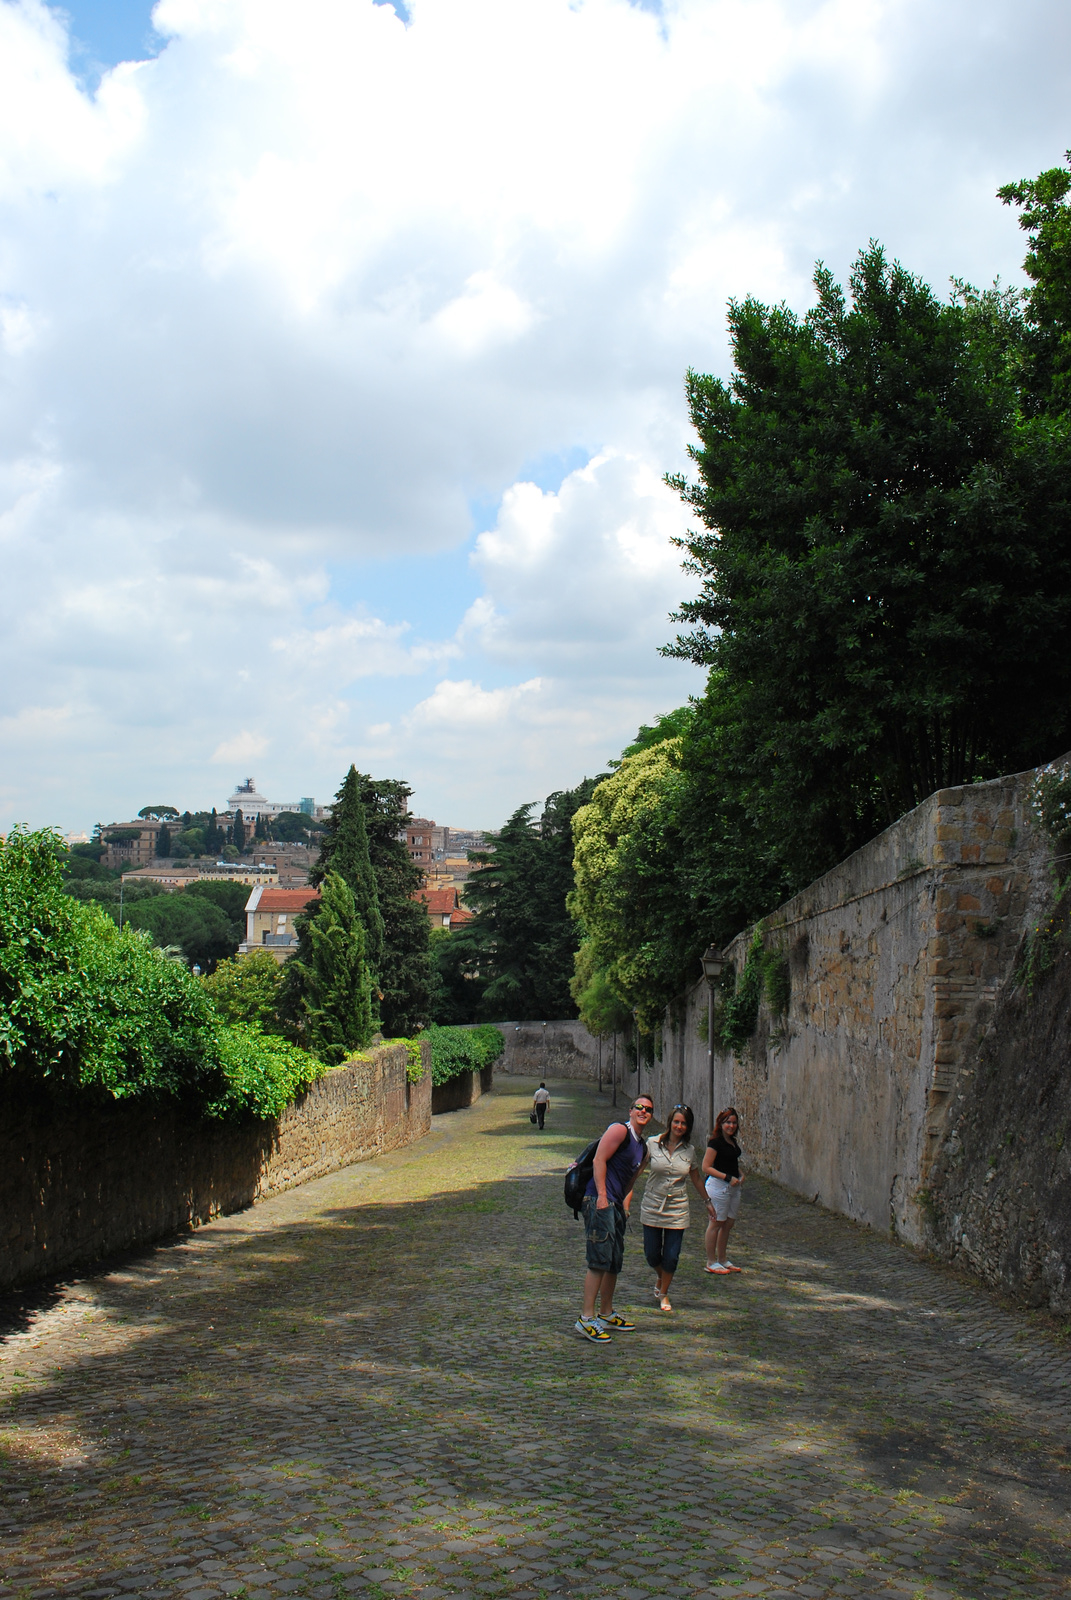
[
  {"left": 633, "top": 1010, "right": 640, "bottom": 1101},
  {"left": 701, "top": 946, "right": 728, "bottom": 1134}
]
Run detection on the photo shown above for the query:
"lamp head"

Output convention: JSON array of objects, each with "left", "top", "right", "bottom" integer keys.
[{"left": 701, "top": 946, "right": 727, "bottom": 983}]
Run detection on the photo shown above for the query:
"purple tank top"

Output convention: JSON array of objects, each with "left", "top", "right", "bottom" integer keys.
[{"left": 585, "top": 1122, "right": 646, "bottom": 1205}]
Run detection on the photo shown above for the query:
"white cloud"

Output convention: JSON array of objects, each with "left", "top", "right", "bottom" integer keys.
[
  {"left": 210, "top": 729, "right": 269, "bottom": 765},
  {"left": 0, "top": 0, "right": 1068, "bottom": 828},
  {"left": 271, "top": 615, "right": 461, "bottom": 682},
  {"left": 466, "top": 451, "right": 693, "bottom": 674},
  {"left": 407, "top": 677, "right": 544, "bottom": 730}
]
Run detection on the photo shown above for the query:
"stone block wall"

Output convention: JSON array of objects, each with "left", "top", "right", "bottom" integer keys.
[
  {"left": 1, "top": 1041, "right": 431, "bottom": 1291},
  {"left": 491, "top": 1020, "right": 611, "bottom": 1082},
  {"left": 648, "top": 762, "right": 1057, "bottom": 1255}
]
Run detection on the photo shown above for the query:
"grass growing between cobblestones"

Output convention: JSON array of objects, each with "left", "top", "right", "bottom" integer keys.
[{"left": 1, "top": 1077, "right": 1070, "bottom": 1600}]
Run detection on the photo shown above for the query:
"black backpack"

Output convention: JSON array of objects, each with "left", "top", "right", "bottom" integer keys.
[{"left": 564, "top": 1124, "right": 628, "bottom": 1219}]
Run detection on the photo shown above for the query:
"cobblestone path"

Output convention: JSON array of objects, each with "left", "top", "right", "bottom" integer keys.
[{"left": 2, "top": 1077, "right": 1070, "bottom": 1600}]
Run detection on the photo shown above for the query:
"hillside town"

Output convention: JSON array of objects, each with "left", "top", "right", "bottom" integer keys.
[{"left": 70, "top": 776, "right": 488, "bottom": 961}]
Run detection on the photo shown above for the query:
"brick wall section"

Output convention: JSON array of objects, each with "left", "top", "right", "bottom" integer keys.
[
  {"left": 1, "top": 1041, "right": 431, "bottom": 1292},
  {"left": 643, "top": 762, "right": 1057, "bottom": 1252}
]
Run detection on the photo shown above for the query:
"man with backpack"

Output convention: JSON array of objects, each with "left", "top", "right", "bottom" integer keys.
[{"left": 574, "top": 1093, "right": 654, "bottom": 1342}]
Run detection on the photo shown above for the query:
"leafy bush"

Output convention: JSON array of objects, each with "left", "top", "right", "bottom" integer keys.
[
  {"left": 201, "top": 951, "right": 285, "bottom": 1027},
  {"left": 206, "top": 1024, "right": 324, "bottom": 1119},
  {"left": 713, "top": 934, "right": 789, "bottom": 1053},
  {"left": 426, "top": 1022, "right": 504, "bottom": 1086},
  {"left": 0, "top": 827, "right": 321, "bottom": 1119}
]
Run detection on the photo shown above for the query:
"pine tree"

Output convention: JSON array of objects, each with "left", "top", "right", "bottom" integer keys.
[
  {"left": 289, "top": 871, "right": 373, "bottom": 1063},
  {"left": 311, "top": 767, "right": 385, "bottom": 977}
]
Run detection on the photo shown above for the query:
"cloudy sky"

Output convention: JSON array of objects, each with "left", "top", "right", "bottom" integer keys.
[{"left": 1, "top": 0, "right": 1068, "bottom": 833}]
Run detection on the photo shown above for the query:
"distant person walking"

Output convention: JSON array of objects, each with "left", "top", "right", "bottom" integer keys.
[
  {"left": 703, "top": 1107, "right": 745, "bottom": 1275},
  {"left": 640, "top": 1104, "right": 714, "bottom": 1312},
  {"left": 574, "top": 1094, "right": 653, "bottom": 1342},
  {"left": 532, "top": 1082, "right": 551, "bottom": 1129}
]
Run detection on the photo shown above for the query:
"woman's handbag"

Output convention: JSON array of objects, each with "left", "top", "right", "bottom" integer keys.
[{"left": 530, "top": 1112, "right": 538, "bottom": 1124}]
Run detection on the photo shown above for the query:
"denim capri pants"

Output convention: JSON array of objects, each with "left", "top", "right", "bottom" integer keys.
[{"left": 642, "top": 1224, "right": 684, "bottom": 1276}]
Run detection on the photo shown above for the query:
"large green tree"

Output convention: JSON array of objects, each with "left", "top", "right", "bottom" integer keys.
[
  {"left": 120, "top": 892, "right": 238, "bottom": 973},
  {"left": 664, "top": 243, "right": 1071, "bottom": 938},
  {"left": 447, "top": 777, "right": 604, "bottom": 1022}
]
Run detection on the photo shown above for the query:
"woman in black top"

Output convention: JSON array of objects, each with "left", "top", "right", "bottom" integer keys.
[{"left": 702, "top": 1106, "right": 744, "bottom": 1274}]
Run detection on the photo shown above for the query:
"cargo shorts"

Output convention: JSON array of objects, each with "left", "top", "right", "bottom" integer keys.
[{"left": 582, "top": 1194, "right": 626, "bottom": 1275}]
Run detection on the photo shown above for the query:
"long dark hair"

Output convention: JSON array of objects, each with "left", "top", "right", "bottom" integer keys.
[
  {"left": 659, "top": 1103, "right": 695, "bottom": 1149},
  {"left": 711, "top": 1106, "right": 741, "bottom": 1145}
]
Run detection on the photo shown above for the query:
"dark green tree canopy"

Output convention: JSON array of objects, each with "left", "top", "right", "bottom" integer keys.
[
  {"left": 442, "top": 777, "right": 604, "bottom": 1022},
  {"left": 666, "top": 245, "right": 1071, "bottom": 847},
  {"left": 311, "top": 766, "right": 385, "bottom": 978},
  {"left": 999, "top": 150, "right": 1071, "bottom": 415},
  {"left": 356, "top": 774, "right": 431, "bottom": 1037}
]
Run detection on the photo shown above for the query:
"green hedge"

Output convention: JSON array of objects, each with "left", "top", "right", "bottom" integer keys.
[
  {"left": 425, "top": 1022, "right": 504, "bottom": 1086},
  {"left": 1, "top": 828, "right": 323, "bottom": 1120}
]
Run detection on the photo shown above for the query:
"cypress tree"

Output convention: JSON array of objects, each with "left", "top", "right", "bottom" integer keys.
[
  {"left": 289, "top": 871, "right": 373, "bottom": 1062},
  {"left": 156, "top": 824, "right": 171, "bottom": 859},
  {"left": 312, "top": 766, "right": 385, "bottom": 978},
  {"left": 357, "top": 774, "right": 432, "bottom": 1036},
  {"left": 232, "top": 810, "right": 246, "bottom": 854}
]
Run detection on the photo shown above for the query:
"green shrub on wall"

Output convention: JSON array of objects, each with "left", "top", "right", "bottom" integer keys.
[
  {"left": 425, "top": 1023, "right": 504, "bottom": 1086},
  {"left": 712, "top": 932, "right": 790, "bottom": 1054},
  {"left": 0, "top": 827, "right": 323, "bottom": 1120}
]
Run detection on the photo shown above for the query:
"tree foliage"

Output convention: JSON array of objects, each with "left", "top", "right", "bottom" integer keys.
[
  {"left": 425, "top": 1022, "right": 504, "bottom": 1085},
  {"left": 310, "top": 766, "right": 385, "bottom": 977},
  {"left": 356, "top": 774, "right": 431, "bottom": 1037},
  {"left": 441, "top": 778, "right": 603, "bottom": 1022},
  {"left": 569, "top": 741, "right": 691, "bottom": 1027},
  {"left": 202, "top": 950, "right": 286, "bottom": 1028},
  {"left": 118, "top": 891, "right": 239, "bottom": 973},
  {"left": 0, "top": 827, "right": 321, "bottom": 1119},
  {"left": 657, "top": 237, "right": 1071, "bottom": 947},
  {"left": 999, "top": 150, "right": 1071, "bottom": 415},
  {"left": 288, "top": 871, "right": 374, "bottom": 1064}
]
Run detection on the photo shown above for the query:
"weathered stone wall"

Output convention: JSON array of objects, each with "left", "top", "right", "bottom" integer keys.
[
  {"left": 649, "top": 762, "right": 1059, "bottom": 1272},
  {"left": 431, "top": 1063, "right": 494, "bottom": 1114},
  {"left": 490, "top": 1020, "right": 613, "bottom": 1082},
  {"left": 1, "top": 1041, "right": 431, "bottom": 1291},
  {"left": 926, "top": 934, "right": 1071, "bottom": 1311}
]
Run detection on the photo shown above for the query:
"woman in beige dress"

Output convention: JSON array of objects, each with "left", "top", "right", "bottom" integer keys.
[{"left": 640, "top": 1104, "right": 714, "bottom": 1312}]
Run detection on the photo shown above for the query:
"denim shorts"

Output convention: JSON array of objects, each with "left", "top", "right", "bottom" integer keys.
[{"left": 582, "top": 1195, "right": 626, "bottom": 1274}]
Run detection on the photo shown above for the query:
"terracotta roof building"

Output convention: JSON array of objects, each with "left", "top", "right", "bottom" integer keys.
[
  {"left": 240, "top": 885, "right": 321, "bottom": 961},
  {"left": 416, "top": 885, "right": 464, "bottom": 929}
]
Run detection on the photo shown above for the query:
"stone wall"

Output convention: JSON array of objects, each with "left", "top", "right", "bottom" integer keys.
[
  {"left": 431, "top": 1063, "right": 494, "bottom": 1114},
  {"left": 491, "top": 1020, "right": 613, "bottom": 1082},
  {"left": 925, "top": 933, "right": 1071, "bottom": 1311},
  {"left": 0, "top": 1041, "right": 431, "bottom": 1291},
  {"left": 647, "top": 762, "right": 1058, "bottom": 1268}
]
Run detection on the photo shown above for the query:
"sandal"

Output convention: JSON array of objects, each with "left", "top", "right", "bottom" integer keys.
[{"left": 659, "top": 1295, "right": 673, "bottom": 1312}]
